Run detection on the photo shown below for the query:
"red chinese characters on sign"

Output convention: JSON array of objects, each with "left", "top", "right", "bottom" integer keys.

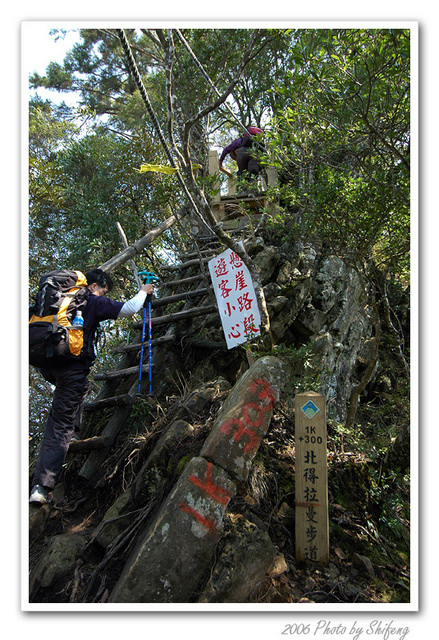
[
  {"left": 234, "top": 270, "right": 247, "bottom": 291},
  {"left": 218, "top": 279, "right": 232, "bottom": 298},
  {"left": 237, "top": 292, "right": 253, "bottom": 312},
  {"left": 209, "top": 249, "right": 261, "bottom": 349},
  {"left": 213, "top": 257, "right": 228, "bottom": 277},
  {"left": 229, "top": 252, "right": 243, "bottom": 269}
]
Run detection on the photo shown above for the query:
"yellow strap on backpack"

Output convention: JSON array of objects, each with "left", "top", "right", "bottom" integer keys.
[{"left": 29, "top": 271, "right": 88, "bottom": 357}]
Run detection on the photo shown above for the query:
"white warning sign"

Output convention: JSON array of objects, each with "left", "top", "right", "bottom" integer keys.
[{"left": 208, "top": 248, "right": 261, "bottom": 349}]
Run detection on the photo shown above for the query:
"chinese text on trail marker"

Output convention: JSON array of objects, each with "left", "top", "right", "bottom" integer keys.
[
  {"left": 295, "top": 391, "right": 329, "bottom": 565},
  {"left": 208, "top": 248, "right": 261, "bottom": 349}
]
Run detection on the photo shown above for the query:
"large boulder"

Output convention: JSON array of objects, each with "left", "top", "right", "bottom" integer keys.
[
  {"left": 254, "top": 246, "right": 281, "bottom": 284},
  {"left": 29, "top": 533, "right": 86, "bottom": 597},
  {"left": 109, "top": 357, "right": 290, "bottom": 603},
  {"left": 269, "top": 246, "right": 371, "bottom": 421},
  {"left": 201, "top": 356, "right": 290, "bottom": 482},
  {"left": 109, "top": 456, "right": 237, "bottom": 603},
  {"left": 198, "top": 514, "right": 277, "bottom": 602}
]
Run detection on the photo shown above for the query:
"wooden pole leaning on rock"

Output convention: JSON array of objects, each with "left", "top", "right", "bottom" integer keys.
[
  {"left": 99, "top": 209, "right": 186, "bottom": 274},
  {"left": 92, "top": 364, "right": 153, "bottom": 382},
  {"left": 295, "top": 391, "right": 329, "bottom": 565}
]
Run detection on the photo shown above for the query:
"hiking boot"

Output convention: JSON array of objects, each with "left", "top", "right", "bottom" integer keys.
[{"left": 29, "top": 484, "right": 52, "bottom": 505}]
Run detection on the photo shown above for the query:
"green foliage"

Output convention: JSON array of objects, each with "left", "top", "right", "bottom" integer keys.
[
  {"left": 56, "top": 132, "right": 168, "bottom": 266},
  {"left": 327, "top": 409, "right": 410, "bottom": 561},
  {"left": 28, "top": 98, "right": 78, "bottom": 279},
  {"left": 268, "top": 28, "right": 410, "bottom": 279},
  {"left": 28, "top": 100, "right": 183, "bottom": 285},
  {"left": 28, "top": 29, "right": 412, "bottom": 520}
]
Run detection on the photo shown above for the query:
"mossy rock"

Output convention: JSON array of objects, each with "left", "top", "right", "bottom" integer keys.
[{"left": 169, "top": 454, "right": 192, "bottom": 476}]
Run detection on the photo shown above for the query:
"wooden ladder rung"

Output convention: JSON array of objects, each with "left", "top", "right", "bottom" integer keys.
[
  {"left": 68, "top": 435, "right": 112, "bottom": 453},
  {"left": 187, "top": 340, "right": 227, "bottom": 350},
  {"left": 93, "top": 365, "right": 153, "bottom": 382},
  {"left": 181, "top": 248, "right": 218, "bottom": 260},
  {"left": 113, "top": 334, "right": 175, "bottom": 354},
  {"left": 84, "top": 394, "right": 133, "bottom": 412},
  {"left": 164, "top": 274, "right": 204, "bottom": 288},
  {"left": 133, "top": 304, "right": 217, "bottom": 329},
  {"left": 152, "top": 288, "right": 209, "bottom": 308},
  {"left": 160, "top": 256, "right": 211, "bottom": 272}
]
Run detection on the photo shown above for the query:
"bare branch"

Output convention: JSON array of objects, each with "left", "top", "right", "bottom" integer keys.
[
  {"left": 181, "top": 29, "right": 264, "bottom": 150},
  {"left": 140, "top": 28, "right": 162, "bottom": 49},
  {"left": 156, "top": 29, "right": 185, "bottom": 167}
]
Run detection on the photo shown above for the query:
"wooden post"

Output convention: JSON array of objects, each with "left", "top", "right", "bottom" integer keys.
[
  {"left": 207, "top": 148, "right": 225, "bottom": 225},
  {"left": 208, "top": 149, "right": 221, "bottom": 204},
  {"left": 265, "top": 165, "right": 278, "bottom": 187},
  {"left": 295, "top": 391, "right": 329, "bottom": 565}
]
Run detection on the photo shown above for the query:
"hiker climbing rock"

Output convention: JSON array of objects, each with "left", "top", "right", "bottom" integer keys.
[
  {"left": 29, "top": 268, "right": 154, "bottom": 505},
  {"left": 219, "top": 126, "right": 265, "bottom": 196}
]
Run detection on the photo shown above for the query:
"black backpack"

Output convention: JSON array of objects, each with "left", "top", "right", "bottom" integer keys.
[
  {"left": 241, "top": 134, "right": 253, "bottom": 148},
  {"left": 29, "top": 270, "right": 91, "bottom": 368}
]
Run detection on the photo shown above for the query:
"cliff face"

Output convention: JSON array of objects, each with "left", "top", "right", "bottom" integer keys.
[
  {"left": 255, "top": 237, "right": 371, "bottom": 422},
  {"left": 174, "top": 233, "right": 373, "bottom": 426},
  {"left": 28, "top": 231, "right": 410, "bottom": 606}
]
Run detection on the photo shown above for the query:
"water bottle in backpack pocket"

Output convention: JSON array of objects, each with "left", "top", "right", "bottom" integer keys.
[{"left": 72, "top": 310, "right": 84, "bottom": 328}]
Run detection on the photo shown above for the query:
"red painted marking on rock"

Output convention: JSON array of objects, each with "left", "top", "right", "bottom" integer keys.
[
  {"left": 189, "top": 461, "right": 233, "bottom": 506},
  {"left": 219, "top": 377, "right": 278, "bottom": 454},
  {"left": 179, "top": 501, "right": 217, "bottom": 532}
]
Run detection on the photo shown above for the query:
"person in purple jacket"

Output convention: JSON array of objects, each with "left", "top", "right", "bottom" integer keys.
[
  {"left": 219, "top": 126, "right": 265, "bottom": 195},
  {"left": 29, "top": 268, "right": 154, "bottom": 505}
]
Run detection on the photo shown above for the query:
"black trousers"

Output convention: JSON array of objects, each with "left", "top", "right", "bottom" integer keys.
[
  {"left": 236, "top": 146, "right": 261, "bottom": 178},
  {"left": 32, "top": 363, "right": 90, "bottom": 490}
]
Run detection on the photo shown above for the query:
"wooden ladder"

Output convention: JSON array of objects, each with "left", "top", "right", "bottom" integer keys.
[{"left": 76, "top": 236, "right": 224, "bottom": 481}]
